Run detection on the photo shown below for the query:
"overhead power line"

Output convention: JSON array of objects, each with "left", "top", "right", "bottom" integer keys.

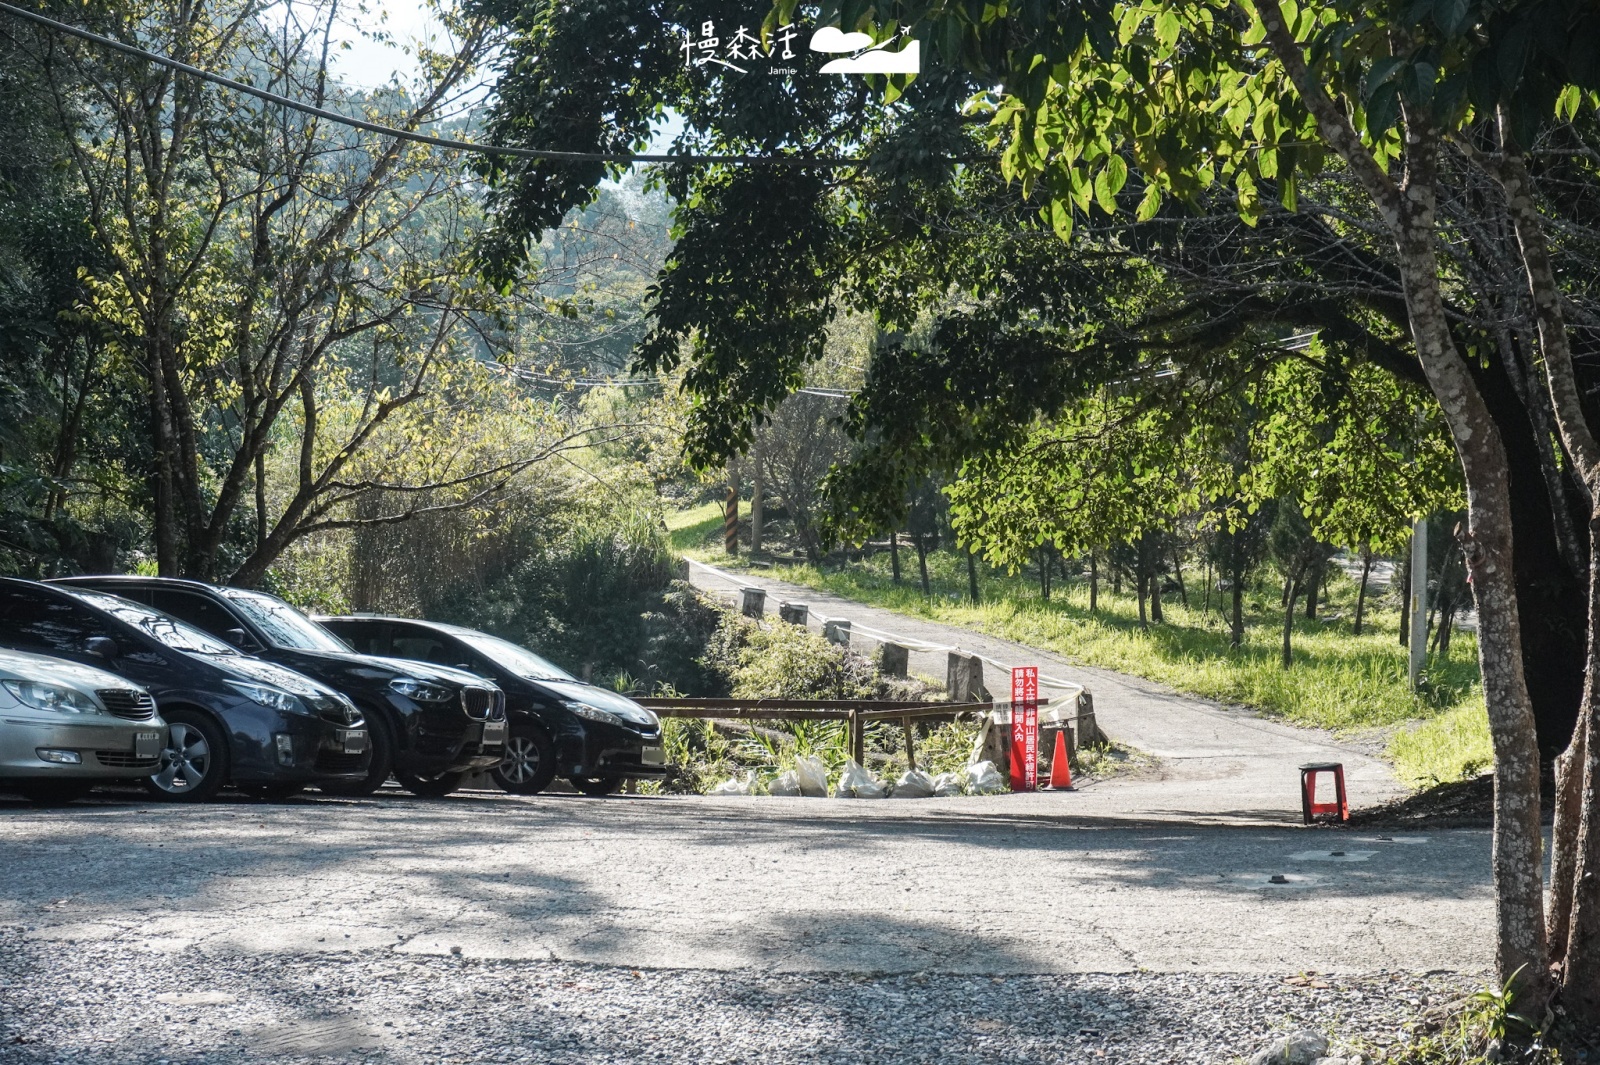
[{"left": 0, "top": 1, "right": 864, "bottom": 168}]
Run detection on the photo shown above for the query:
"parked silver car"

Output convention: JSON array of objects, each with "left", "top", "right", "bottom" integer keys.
[{"left": 0, "top": 648, "right": 168, "bottom": 803}]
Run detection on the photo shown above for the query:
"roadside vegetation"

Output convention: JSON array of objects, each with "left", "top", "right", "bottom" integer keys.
[{"left": 684, "top": 531, "right": 1487, "bottom": 789}]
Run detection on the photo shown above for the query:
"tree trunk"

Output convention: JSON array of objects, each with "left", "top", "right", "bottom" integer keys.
[
  {"left": 1353, "top": 547, "right": 1372, "bottom": 636},
  {"left": 1492, "top": 134, "right": 1600, "bottom": 1012},
  {"left": 915, "top": 536, "right": 930, "bottom": 596},
  {"left": 1144, "top": 533, "right": 1163, "bottom": 623},
  {"left": 1171, "top": 546, "right": 1188, "bottom": 607},
  {"left": 1252, "top": 11, "right": 1552, "bottom": 1004},
  {"left": 1304, "top": 557, "right": 1322, "bottom": 620},
  {"left": 1089, "top": 552, "right": 1099, "bottom": 612},
  {"left": 1550, "top": 715, "right": 1588, "bottom": 965},
  {"left": 1281, "top": 571, "right": 1299, "bottom": 669},
  {"left": 1435, "top": 605, "right": 1455, "bottom": 659},
  {"left": 723, "top": 461, "right": 739, "bottom": 557},
  {"left": 890, "top": 531, "right": 901, "bottom": 584},
  {"left": 1231, "top": 577, "right": 1245, "bottom": 650},
  {"left": 750, "top": 455, "right": 765, "bottom": 556},
  {"left": 1136, "top": 567, "right": 1148, "bottom": 629},
  {"left": 1038, "top": 546, "right": 1051, "bottom": 601},
  {"left": 1399, "top": 549, "right": 1411, "bottom": 647},
  {"left": 967, "top": 549, "right": 980, "bottom": 605}
]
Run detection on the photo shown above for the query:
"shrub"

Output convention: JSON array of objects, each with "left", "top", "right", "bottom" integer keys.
[{"left": 702, "top": 613, "right": 879, "bottom": 699}]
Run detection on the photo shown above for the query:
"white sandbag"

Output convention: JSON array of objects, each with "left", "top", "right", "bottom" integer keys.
[
  {"left": 930, "top": 771, "right": 965, "bottom": 797},
  {"left": 793, "top": 755, "right": 830, "bottom": 798},
  {"left": 710, "top": 773, "right": 757, "bottom": 796},
  {"left": 833, "top": 758, "right": 888, "bottom": 799},
  {"left": 889, "top": 769, "right": 935, "bottom": 799},
  {"left": 966, "top": 760, "right": 1008, "bottom": 795},
  {"left": 767, "top": 770, "right": 802, "bottom": 797}
]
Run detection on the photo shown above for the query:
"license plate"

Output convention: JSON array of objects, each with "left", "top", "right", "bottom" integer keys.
[
  {"left": 481, "top": 721, "right": 507, "bottom": 745},
  {"left": 134, "top": 731, "right": 162, "bottom": 758},
  {"left": 340, "top": 729, "right": 368, "bottom": 755},
  {"left": 642, "top": 745, "right": 665, "bottom": 766}
]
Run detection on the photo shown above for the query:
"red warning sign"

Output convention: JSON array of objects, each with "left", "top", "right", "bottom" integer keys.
[{"left": 1010, "top": 666, "right": 1039, "bottom": 791}]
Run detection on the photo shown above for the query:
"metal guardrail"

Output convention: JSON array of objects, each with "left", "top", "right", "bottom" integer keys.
[{"left": 634, "top": 697, "right": 1051, "bottom": 770}]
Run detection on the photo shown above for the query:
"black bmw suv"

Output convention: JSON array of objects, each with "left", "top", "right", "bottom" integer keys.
[
  {"left": 0, "top": 579, "right": 370, "bottom": 801},
  {"left": 319, "top": 615, "right": 668, "bottom": 796},
  {"left": 52, "top": 577, "right": 506, "bottom": 798}
]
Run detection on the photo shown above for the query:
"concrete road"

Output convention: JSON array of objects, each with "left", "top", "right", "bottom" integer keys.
[
  {"left": 687, "top": 561, "right": 1406, "bottom": 824},
  {"left": 0, "top": 790, "right": 1490, "bottom": 976}
]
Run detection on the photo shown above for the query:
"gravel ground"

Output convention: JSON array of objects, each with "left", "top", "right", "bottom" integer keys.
[{"left": 0, "top": 933, "right": 1474, "bottom": 1065}]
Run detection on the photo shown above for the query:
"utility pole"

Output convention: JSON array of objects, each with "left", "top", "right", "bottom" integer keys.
[{"left": 1408, "top": 516, "right": 1428, "bottom": 687}]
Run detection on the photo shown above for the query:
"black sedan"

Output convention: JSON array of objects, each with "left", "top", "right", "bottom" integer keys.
[
  {"left": 51, "top": 577, "right": 507, "bottom": 798},
  {"left": 319, "top": 616, "right": 668, "bottom": 796},
  {"left": 0, "top": 579, "right": 369, "bottom": 801}
]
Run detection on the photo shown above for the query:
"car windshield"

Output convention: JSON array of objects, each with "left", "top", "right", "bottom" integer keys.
[
  {"left": 456, "top": 631, "right": 575, "bottom": 682},
  {"left": 222, "top": 590, "right": 352, "bottom": 652},
  {"left": 73, "top": 592, "right": 238, "bottom": 656}
]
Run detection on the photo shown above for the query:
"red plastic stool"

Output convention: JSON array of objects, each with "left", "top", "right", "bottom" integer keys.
[{"left": 1299, "top": 762, "right": 1348, "bottom": 824}]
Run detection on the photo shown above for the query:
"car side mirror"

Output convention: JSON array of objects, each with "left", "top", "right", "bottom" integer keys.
[
  {"left": 224, "top": 628, "right": 252, "bottom": 649},
  {"left": 84, "top": 636, "right": 119, "bottom": 660}
]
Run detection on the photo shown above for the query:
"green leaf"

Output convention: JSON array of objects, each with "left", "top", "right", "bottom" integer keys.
[
  {"left": 1093, "top": 166, "right": 1118, "bottom": 214},
  {"left": 1406, "top": 61, "right": 1437, "bottom": 107},
  {"left": 1235, "top": 169, "right": 1260, "bottom": 225},
  {"left": 1365, "top": 55, "right": 1406, "bottom": 94},
  {"left": 1557, "top": 83, "right": 1582, "bottom": 121},
  {"left": 1135, "top": 182, "right": 1162, "bottom": 221},
  {"left": 1154, "top": 10, "right": 1180, "bottom": 52},
  {"left": 1049, "top": 198, "right": 1073, "bottom": 240},
  {"left": 1497, "top": 20, "right": 1531, "bottom": 93},
  {"left": 1432, "top": 0, "right": 1471, "bottom": 36},
  {"left": 1117, "top": 5, "right": 1145, "bottom": 45},
  {"left": 1365, "top": 83, "right": 1401, "bottom": 135},
  {"left": 1104, "top": 155, "right": 1129, "bottom": 195}
]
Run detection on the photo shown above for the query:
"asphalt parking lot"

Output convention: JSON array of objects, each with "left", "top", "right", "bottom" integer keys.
[{"left": 0, "top": 788, "right": 1491, "bottom": 1063}]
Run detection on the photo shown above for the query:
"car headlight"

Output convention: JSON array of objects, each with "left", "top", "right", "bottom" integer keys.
[
  {"left": 3, "top": 680, "right": 100, "bottom": 714},
  {"left": 562, "top": 700, "right": 630, "bottom": 728},
  {"left": 234, "top": 682, "right": 303, "bottom": 714},
  {"left": 390, "top": 677, "right": 453, "bottom": 702}
]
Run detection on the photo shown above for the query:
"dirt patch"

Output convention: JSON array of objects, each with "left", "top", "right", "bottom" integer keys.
[
  {"left": 1350, "top": 771, "right": 1556, "bottom": 830},
  {"left": 1348, "top": 775, "right": 1495, "bottom": 828}
]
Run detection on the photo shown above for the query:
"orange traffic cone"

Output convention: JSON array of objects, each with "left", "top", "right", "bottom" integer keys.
[{"left": 1047, "top": 730, "right": 1074, "bottom": 790}]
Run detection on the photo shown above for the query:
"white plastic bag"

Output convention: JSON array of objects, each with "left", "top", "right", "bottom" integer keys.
[
  {"left": 793, "top": 755, "right": 830, "bottom": 798},
  {"left": 966, "top": 760, "right": 1008, "bottom": 795},
  {"left": 710, "top": 773, "right": 757, "bottom": 796},
  {"left": 889, "top": 769, "right": 935, "bottom": 799},
  {"left": 767, "top": 770, "right": 801, "bottom": 797},
  {"left": 930, "top": 771, "right": 965, "bottom": 797},
  {"left": 833, "top": 758, "right": 888, "bottom": 799}
]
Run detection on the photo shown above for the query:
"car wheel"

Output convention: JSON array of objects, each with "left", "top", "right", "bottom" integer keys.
[
  {"left": 570, "top": 775, "right": 622, "bottom": 797},
  {"left": 319, "top": 712, "right": 394, "bottom": 797},
  {"left": 18, "top": 781, "right": 95, "bottom": 805},
  {"left": 240, "top": 783, "right": 304, "bottom": 802},
  {"left": 395, "top": 769, "right": 463, "bottom": 798},
  {"left": 144, "top": 711, "right": 229, "bottom": 803},
  {"left": 491, "top": 728, "right": 557, "bottom": 795}
]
